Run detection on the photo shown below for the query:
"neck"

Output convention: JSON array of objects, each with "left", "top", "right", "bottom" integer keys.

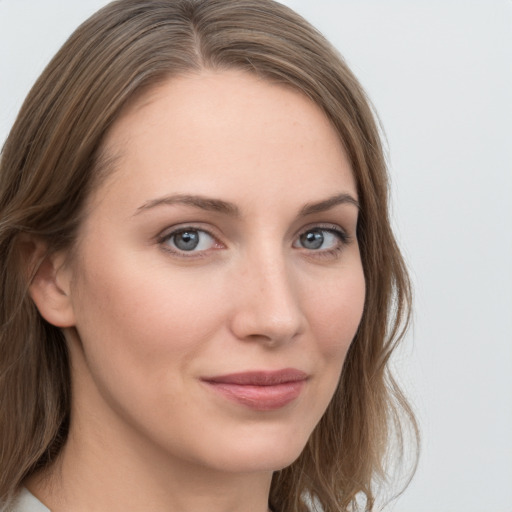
[
  {"left": 27, "top": 434, "right": 273, "bottom": 512},
  {"left": 26, "top": 395, "right": 274, "bottom": 512}
]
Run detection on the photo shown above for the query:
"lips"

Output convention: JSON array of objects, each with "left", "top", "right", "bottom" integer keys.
[{"left": 201, "top": 369, "right": 308, "bottom": 411}]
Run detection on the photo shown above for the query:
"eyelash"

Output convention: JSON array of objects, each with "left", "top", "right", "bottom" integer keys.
[
  {"left": 295, "top": 225, "right": 351, "bottom": 259},
  {"left": 157, "top": 226, "right": 222, "bottom": 259},
  {"left": 157, "top": 224, "right": 352, "bottom": 259}
]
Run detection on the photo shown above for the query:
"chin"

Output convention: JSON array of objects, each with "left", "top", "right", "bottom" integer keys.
[
  {"left": 195, "top": 422, "right": 313, "bottom": 474},
  {"left": 208, "top": 448, "right": 304, "bottom": 475}
]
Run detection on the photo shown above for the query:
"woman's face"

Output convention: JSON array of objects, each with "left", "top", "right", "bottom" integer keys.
[{"left": 61, "top": 70, "right": 365, "bottom": 474}]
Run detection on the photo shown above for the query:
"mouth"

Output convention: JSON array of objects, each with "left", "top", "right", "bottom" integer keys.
[{"left": 201, "top": 369, "right": 308, "bottom": 411}]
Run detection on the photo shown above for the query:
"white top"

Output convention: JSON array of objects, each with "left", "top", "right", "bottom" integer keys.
[{"left": 10, "top": 489, "right": 50, "bottom": 512}]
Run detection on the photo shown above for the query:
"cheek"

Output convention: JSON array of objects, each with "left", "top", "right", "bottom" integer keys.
[
  {"left": 290, "top": 263, "right": 365, "bottom": 438},
  {"left": 68, "top": 257, "right": 229, "bottom": 430},
  {"left": 72, "top": 260, "right": 225, "bottom": 364},
  {"left": 305, "top": 265, "right": 366, "bottom": 359}
]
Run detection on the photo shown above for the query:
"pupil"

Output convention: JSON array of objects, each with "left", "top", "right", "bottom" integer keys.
[
  {"left": 175, "top": 231, "right": 199, "bottom": 251},
  {"left": 301, "top": 230, "right": 324, "bottom": 250}
]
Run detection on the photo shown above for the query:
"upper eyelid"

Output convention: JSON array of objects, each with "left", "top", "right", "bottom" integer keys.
[
  {"left": 157, "top": 224, "right": 220, "bottom": 242},
  {"left": 295, "top": 223, "right": 351, "bottom": 239},
  {"left": 294, "top": 226, "right": 350, "bottom": 245}
]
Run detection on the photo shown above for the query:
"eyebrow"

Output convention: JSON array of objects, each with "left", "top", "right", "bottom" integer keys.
[
  {"left": 299, "top": 193, "right": 360, "bottom": 216},
  {"left": 135, "top": 194, "right": 240, "bottom": 216},
  {"left": 134, "top": 192, "right": 359, "bottom": 217}
]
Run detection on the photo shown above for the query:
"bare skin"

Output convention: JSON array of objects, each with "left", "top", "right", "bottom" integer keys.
[{"left": 28, "top": 70, "right": 365, "bottom": 512}]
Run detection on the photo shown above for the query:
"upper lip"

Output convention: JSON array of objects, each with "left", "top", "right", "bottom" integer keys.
[{"left": 202, "top": 368, "right": 308, "bottom": 386}]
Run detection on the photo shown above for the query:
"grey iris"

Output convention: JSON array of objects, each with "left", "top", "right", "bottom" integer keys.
[
  {"left": 174, "top": 230, "right": 200, "bottom": 251},
  {"left": 300, "top": 230, "right": 324, "bottom": 250}
]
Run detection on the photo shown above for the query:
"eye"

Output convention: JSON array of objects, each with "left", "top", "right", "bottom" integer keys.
[
  {"left": 161, "top": 228, "right": 218, "bottom": 253},
  {"left": 293, "top": 227, "right": 348, "bottom": 252}
]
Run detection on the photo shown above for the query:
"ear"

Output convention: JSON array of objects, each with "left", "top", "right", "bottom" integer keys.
[{"left": 26, "top": 239, "right": 76, "bottom": 328}]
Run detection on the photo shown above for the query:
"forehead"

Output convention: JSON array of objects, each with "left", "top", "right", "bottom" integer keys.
[{"left": 93, "top": 70, "right": 356, "bottom": 211}]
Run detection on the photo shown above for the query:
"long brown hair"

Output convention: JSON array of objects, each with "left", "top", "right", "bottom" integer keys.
[{"left": 0, "top": 1, "right": 418, "bottom": 510}]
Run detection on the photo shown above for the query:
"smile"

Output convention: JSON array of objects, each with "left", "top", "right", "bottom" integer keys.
[{"left": 201, "top": 369, "right": 308, "bottom": 411}]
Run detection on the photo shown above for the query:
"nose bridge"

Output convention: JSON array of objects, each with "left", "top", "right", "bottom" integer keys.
[{"left": 230, "top": 242, "right": 305, "bottom": 344}]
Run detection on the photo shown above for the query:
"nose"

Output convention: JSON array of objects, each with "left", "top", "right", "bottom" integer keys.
[{"left": 229, "top": 251, "right": 306, "bottom": 346}]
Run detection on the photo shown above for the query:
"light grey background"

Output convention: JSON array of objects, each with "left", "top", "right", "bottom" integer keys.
[{"left": 1, "top": 1, "right": 511, "bottom": 511}]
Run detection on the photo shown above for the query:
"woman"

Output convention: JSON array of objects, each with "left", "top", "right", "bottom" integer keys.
[{"left": 0, "top": 1, "right": 418, "bottom": 511}]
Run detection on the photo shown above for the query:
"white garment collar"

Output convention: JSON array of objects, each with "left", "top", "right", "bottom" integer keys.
[{"left": 12, "top": 488, "right": 51, "bottom": 512}]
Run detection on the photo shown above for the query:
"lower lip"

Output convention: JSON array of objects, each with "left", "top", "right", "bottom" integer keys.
[{"left": 204, "top": 381, "right": 305, "bottom": 411}]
